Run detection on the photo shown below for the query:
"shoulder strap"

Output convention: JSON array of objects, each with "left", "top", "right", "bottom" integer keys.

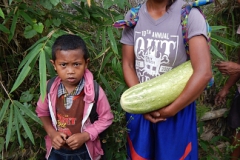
[
  {"left": 113, "top": 4, "right": 141, "bottom": 28},
  {"left": 47, "top": 76, "right": 57, "bottom": 93},
  {"left": 181, "top": 0, "right": 213, "bottom": 53},
  {"left": 89, "top": 80, "right": 99, "bottom": 124}
]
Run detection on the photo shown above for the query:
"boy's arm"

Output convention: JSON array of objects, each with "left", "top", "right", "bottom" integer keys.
[
  {"left": 39, "top": 116, "right": 67, "bottom": 149},
  {"left": 84, "top": 88, "right": 114, "bottom": 141}
]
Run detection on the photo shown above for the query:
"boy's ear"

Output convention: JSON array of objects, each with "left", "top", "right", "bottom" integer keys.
[{"left": 50, "top": 60, "right": 56, "bottom": 70}]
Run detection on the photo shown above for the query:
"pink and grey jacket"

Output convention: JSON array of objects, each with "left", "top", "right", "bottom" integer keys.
[{"left": 36, "top": 69, "right": 114, "bottom": 160}]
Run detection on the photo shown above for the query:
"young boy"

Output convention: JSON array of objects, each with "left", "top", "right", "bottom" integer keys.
[{"left": 36, "top": 34, "right": 114, "bottom": 160}]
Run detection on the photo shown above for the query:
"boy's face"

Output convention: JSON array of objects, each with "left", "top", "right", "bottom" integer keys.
[{"left": 51, "top": 49, "right": 89, "bottom": 89}]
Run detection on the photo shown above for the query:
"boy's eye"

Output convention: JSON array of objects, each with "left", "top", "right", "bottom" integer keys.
[
  {"left": 74, "top": 63, "right": 80, "bottom": 67},
  {"left": 60, "top": 63, "right": 66, "bottom": 67}
]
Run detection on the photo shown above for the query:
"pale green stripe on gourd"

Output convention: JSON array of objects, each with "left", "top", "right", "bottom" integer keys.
[{"left": 120, "top": 61, "right": 193, "bottom": 114}]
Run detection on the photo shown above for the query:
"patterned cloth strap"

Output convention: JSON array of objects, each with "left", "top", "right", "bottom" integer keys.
[
  {"left": 113, "top": 4, "right": 141, "bottom": 28},
  {"left": 181, "top": 0, "right": 214, "bottom": 53}
]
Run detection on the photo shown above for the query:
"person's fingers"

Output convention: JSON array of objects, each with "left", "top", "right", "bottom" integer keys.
[{"left": 144, "top": 113, "right": 166, "bottom": 123}]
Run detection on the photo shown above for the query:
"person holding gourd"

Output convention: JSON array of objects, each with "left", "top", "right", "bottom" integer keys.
[{"left": 116, "top": 0, "right": 212, "bottom": 159}]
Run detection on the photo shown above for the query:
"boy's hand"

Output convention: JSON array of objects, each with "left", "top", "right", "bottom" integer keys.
[
  {"left": 66, "top": 132, "right": 90, "bottom": 150},
  {"left": 49, "top": 131, "right": 67, "bottom": 150}
]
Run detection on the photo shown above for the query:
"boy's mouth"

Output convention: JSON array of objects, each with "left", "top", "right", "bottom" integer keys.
[{"left": 67, "top": 77, "right": 75, "bottom": 82}]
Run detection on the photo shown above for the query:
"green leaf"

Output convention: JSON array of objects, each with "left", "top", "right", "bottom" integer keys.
[
  {"left": 0, "top": 99, "right": 10, "bottom": 124},
  {"left": 62, "top": 0, "right": 72, "bottom": 4},
  {"left": 39, "top": 0, "right": 53, "bottom": 10},
  {"left": 8, "top": 10, "right": 19, "bottom": 42},
  {"left": 0, "top": 137, "right": 4, "bottom": 151},
  {"left": 210, "top": 45, "right": 225, "bottom": 60},
  {"left": 53, "top": 18, "right": 61, "bottom": 27},
  {"left": 14, "top": 105, "right": 35, "bottom": 144},
  {"left": 33, "top": 22, "right": 44, "bottom": 33},
  {"left": 5, "top": 104, "right": 13, "bottom": 149},
  {"left": 10, "top": 65, "right": 31, "bottom": 93},
  {"left": 14, "top": 100, "right": 41, "bottom": 124},
  {"left": 0, "top": 8, "right": 5, "bottom": 19},
  {"left": 39, "top": 49, "right": 47, "bottom": 101},
  {"left": 107, "top": 27, "right": 118, "bottom": 54},
  {"left": 50, "top": 0, "right": 60, "bottom": 6},
  {"left": 0, "top": 24, "right": 10, "bottom": 33},
  {"left": 211, "top": 34, "right": 240, "bottom": 47},
  {"left": 19, "top": 10, "right": 34, "bottom": 25},
  {"left": 20, "top": 91, "right": 34, "bottom": 103},
  {"left": 18, "top": 43, "right": 43, "bottom": 72},
  {"left": 103, "top": 0, "right": 115, "bottom": 9},
  {"left": 25, "top": 37, "right": 48, "bottom": 52},
  {"left": 14, "top": 107, "right": 23, "bottom": 147},
  {"left": 100, "top": 74, "right": 116, "bottom": 99},
  {"left": 24, "top": 25, "right": 37, "bottom": 39},
  {"left": 210, "top": 26, "right": 227, "bottom": 31},
  {"left": 101, "top": 27, "right": 106, "bottom": 50}
]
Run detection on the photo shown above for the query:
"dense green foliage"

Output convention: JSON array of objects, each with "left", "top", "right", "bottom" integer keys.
[{"left": 0, "top": 0, "right": 239, "bottom": 159}]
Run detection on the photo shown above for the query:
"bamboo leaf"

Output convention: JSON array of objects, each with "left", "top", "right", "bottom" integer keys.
[
  {"left": 14, "top": 107, "right": 23, "bottom": 147},
  {"left": 210, "top": 26, "right": 227, "bottom": 31},
  {"left": 100, "top": 74, "right": 116, "bottom": 99},
  {"left": 14, "top": 105, "right": 35, "bottom": 144},
  {"left": 107, "top": 27, "right": 118, "bottom": 54},
  {"left": 10, "top": 65, "right": 31, "bottom": 93},
  {"left": 0, "top": 24, "right": 10, "bottom": 34},
  {"left": 210, "top": 45, "right": 225, "bottom": 60},
  {"left": 13, "top": 100, "right": 41, "bottom": 124},
  {"left": 0, "top": 8, "right": 4, "bottom": 19},
  {"left": 211, "top": 34, "right": 240, "bottom": 47},
  {"left": 8, "top": 10, "right": 19, "bottom": 42},
  {"left": 18, "top": 43, "right": 43, "bottom": 72},
  {"left": 19, "top": 10, "right": 34, "bottom": 25},
  {"left": 0, "top": 100, "right": 10, "bottom": 124},
  {"left": 101, "top": 27, "right": 106, "bottom": 50},
  {"left": 5, "top": 104, "right": 13, "bottom": 149},
  {"left": 26, "top": 37, "right": 48, "bottom": 52},
  {"left": 39, "top": 49, "right": 47, "bottom": 101}
]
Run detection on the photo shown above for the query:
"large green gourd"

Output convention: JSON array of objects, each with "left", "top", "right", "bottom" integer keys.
[{"left": 120, "top": 61, "right": 193, "bottom": 114}]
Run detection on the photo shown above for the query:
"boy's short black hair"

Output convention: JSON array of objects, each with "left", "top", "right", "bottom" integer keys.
[{"left": 52, "top": 34, "right": 89, "bottom": 61}]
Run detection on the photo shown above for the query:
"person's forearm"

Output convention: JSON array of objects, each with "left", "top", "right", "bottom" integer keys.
[
  {"left": 122, "top": 44, "right": 140, "bottom": 87},
  {"left": 39, "top": 116, "right": 56, "bottom": 136},
  {"left": 223, "top": 74, "right": 240, "bottom": 90},
  {"left": 123, "top": 65, "right": 139, "bottom": 87},
  {"left": 163, "top": 36, "right": 212, "bottom": 117}
]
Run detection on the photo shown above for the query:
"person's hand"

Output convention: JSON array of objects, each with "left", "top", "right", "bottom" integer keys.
[
  {"left": 215, "top": 61, "right": 240, "bottom": 75},
  {"left": 66, "top": 132, "right": 90, "bottom": 150},
  {"left": 143, "top": 107, "right": 167, "bottom": 123},
  {"left": 214, "top": 88, "right": 229, "bottom": 106},
  {"left": 49, "top": 130, "right": 67, "bottom": 150}
]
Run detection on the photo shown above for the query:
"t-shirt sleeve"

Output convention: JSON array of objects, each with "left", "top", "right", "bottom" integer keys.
[
  {"left": 187, "top": 8, "right": 208, "bottom": 40},
  {"left": 120, "top": 11, "right": 134, "bottom": 46}
]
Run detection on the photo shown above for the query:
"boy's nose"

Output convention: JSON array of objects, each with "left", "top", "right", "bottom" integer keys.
[{"left": 67, "top": 67, "right": 75, "bottom": 74}]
